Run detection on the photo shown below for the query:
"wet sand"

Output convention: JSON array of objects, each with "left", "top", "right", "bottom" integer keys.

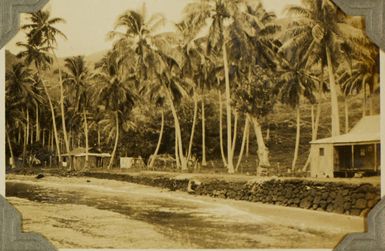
[{"left": 6, "top": 175, "right": 365, "bottom": 249}]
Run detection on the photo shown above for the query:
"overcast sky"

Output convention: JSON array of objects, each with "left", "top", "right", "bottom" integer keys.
[{"left": 6, "top": 0, "right": 301, "bottom": 58}]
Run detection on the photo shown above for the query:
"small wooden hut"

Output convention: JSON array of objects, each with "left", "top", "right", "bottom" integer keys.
[{"left": 63, "top": 147, "right": 111, "bottom": 169}]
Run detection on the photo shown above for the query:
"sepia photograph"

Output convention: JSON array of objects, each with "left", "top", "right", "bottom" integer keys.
[{"left": 3, "top": 0, "right": 383, "bottom": 249}]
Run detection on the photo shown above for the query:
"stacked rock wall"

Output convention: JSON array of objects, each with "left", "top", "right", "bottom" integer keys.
[{"left": 193, "top": 179, "right": 380, "bottom": 216}]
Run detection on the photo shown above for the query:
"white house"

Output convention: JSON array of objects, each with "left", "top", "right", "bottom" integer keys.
[{"left": 310, "top": 115, "right": 380, "bottom": 178}]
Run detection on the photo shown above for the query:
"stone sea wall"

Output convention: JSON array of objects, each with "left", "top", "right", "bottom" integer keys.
[
  {"left": 84, "top": 172, "right": 381, "bottom": 216},
  {"left": 193, "top": 179, "right": 381, "bottom": 216}
]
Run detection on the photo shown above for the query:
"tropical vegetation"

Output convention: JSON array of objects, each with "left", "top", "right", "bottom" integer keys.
[{"left": 5, "top": 0, "right": 380, "bottom": 175}]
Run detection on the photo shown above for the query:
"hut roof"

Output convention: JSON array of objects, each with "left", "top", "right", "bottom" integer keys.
[
  {"left": 311, "top": 115, "right": 380, "bottom": 145},
  {"left": 63, "top": 147, "right": 111, "bottom": 157}
]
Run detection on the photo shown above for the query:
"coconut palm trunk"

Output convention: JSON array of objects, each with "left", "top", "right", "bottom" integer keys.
[
  {"left": 26, "top": 109, "right": 30, "bottom": 146},
  {"left": 22, "top": 125, "right": 27, "bottom": 165},
  {"left": 245, "top": 127, "right": 250, "bottom": 157},
  {"left": 303, "top": 103, "right": 321, "bottom": 171},
  {"left": 218, "top": 90, "right": 227, "bottom": 167},
  {"left": 53, "top": 53, "right": 71, "bottom": 159},
  {"left": 18, "top": 128, "right": 21, "bottom": 144},
  {"left": 236, "top": 115, "right": 249, "bottom": 171},
  {"left": 42, "top": 130, "right": 46, "bottom": 147},
  {"left": 251, "top": 116, "right": 270, "bottom": 174},
  {"left": 149, "top": 110, "right": 165, "bottom": 168},
  {"left": 201, "top": 95, "right": 207, "bottom": 166},
  {"left": 232, "top": 111, "right": 238, "bottom": 154},
  {"left": 68, "top": 130, "right": 72, "bottom": 149},
  {"left": 292, "top": 105, "right": 301, "bottom": 172},
  {"left": 6, "top": 127, "right": 16, "bottom": 169},
  {"left": 108, "top": 111, "right": 120, "bottom": 169},
  {"left": 369, "top": 76, "right": 377, "bottom": 115},
  {"left": 175, "top": 133, "right": 180, "bottom": 169},
  {"left": 83, "top": 109, "right": 89, "bottom": 169},
  {"left": 35, "top": 103, "right": 40, "bottom": 142},
  {"left": 31, "top": 124, "right": 34, "bottom": 144},
  {"left": 314, "top": 104, "right": 321, "bottom": 140},
  {"left": 97, "top": 126, "right": 101, "bottom": 148},
  {"left": 187, "top": 91, "right": 198, "bottom": 162},
  {"left": 344, "top": 97, "right": 349, "bottom": 133},
  {"left": 50, "top": 130, "right": 54, "bottom": 152},
  {"left": 167, "top": 91, "right": 187, "bottom": 171},
  {"left": 326, "top": 47, "right": 340, "bottom": 136},
  {"left": 362, "top": 79, "right": 367, "bottom": 117},
  {"left": 48, "top": 130, "right": 51, "bottom": 150},
  {"left": 222, "top": 39, "right": 234, "bottom": 174},
  {"left": 304, "top": 65, "right": 323, "bottom": 172},
  {"left": 39, "top": 72, "right": 62, "bottom": 163}
]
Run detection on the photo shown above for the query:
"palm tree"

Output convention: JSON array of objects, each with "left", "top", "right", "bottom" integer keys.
[
  {"left": 339, "top": 51, "right": 379, "bottom": 119},
  {"left": 164, "top": 64, "right": 195, "bottom": 171},
  {"left": 184, "top": 0, "right": 281, "bottom": 173},
  {"left": 275, "top": 56, "right": 317, "bottom": 172},
  {"left": 110, "top": 6, "right": 190, "bottom": 170},
  {"left": 183, "top": 0, "right": 241, "bottom": 173},
  {"left": 6, "top": 62, "right": 45, "bottom": 161},
  {"left": 139, "top": 79, "right": 167, "bottom": 169},
  {"left": 5, "top": 63, "right": 35, "bottom": 167},
  {"left": 234, "top": 66, "right": 276, "bottom": 174},
  {"left": 196, "top": 50, "right": 222, "bottom": 167},
  {"left": 230, "top": 2, "right": 280, "bottom": 172},
  {"left": 5, "top": 104, "right": 25, "bottom": 169},
  {"left": 17, "top": 42, "right": 63, "bottom": 165},
  {"left": 5, "top": 125, "right": 16, "bottom": 168},
  {"left": 29, "top": 73, "right": 46, "bottom": 143},
  {"left": 94, "top": 52, "right": 136, "bottom": 169},
  {"left": 108, "top": 5, "right": 171, "bottom": 81},
  {"left": 282, "top": 0, "right": 372, "bottom": 137},
  {"left": 218, "top": 88, "right": 227, "bottom": 167},
  {"left": 174, "top": 21, "right": 198, "bottom": 165},
  {"left": 140, "top": 65, "right": 193, "bottom": 171},
  {"left": 5, "top": 63, "right": 42, "bottom": 111},
  {"left": 17, "top": 11, "right": 66, "bottom": 166},
  {"left": 22, "top": 10, "right": 70, "bottom": 159},
  {"left": 91, "top": 106, "right": 105, "bottom": 149},
  {"left": 149, "top": 106, "right": 165, "bottom": 169},
  {"left": 63, "top": 56, "right": 92, "bottom": 168}
]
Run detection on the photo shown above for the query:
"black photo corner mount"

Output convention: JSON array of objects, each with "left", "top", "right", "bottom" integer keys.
[{"left": 0, "top": 0, "right": 384, "bottom": 250}]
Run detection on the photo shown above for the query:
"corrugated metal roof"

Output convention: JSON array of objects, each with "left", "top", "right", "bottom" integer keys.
[{"left": 311, "top": 115, "right": 380, "bottom": 145}]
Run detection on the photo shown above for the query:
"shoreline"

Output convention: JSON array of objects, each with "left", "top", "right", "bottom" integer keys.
[
  {"left": 6, "top": 175, "right": 364, "bottom": 249},
  {"left": 6, "top": 169, "right": 381, "bottom": 216}
]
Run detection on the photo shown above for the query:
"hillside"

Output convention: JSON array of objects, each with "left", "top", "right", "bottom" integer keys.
[
  {"left": 55, "top": 50, "right": 108, "bottom": 68},
  {"left": 85, "top": 50, "right": 108, "bottom": 66},
  {"left": 6, "top": 49, "right": 107, "bottom": 70},
  {"left": 266, "top": 94, "right": 380, "bottom": 170}
]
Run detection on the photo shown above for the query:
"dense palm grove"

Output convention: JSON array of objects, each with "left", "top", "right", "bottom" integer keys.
[{"left": 5, "top": 0, "right": 379, "bottom": 175}]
